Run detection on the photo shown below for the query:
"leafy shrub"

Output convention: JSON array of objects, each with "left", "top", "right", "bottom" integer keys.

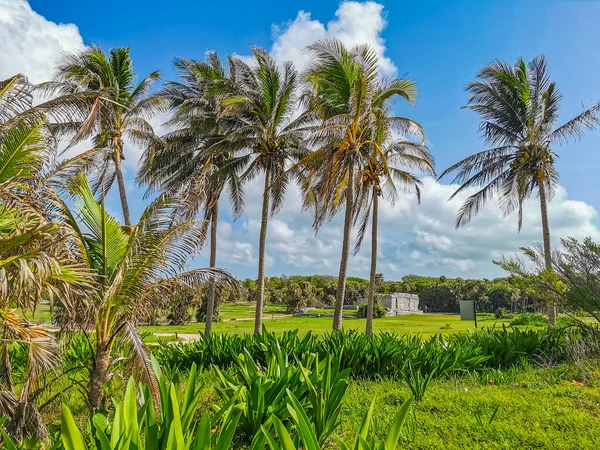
[
  {"left": 449, "top": 327, "right": 564, "bottom": 368},
  {"left": 155, "top": 329, "right": 491, "bottom": 380},
  {"left": 494, "top": 307, "right": 510, "bottom": 319},
  {"left": 357, "top": 303, "right": 387, "bottom": 318},
  {"left": 510, "top": 313, "right": 549, "bottom": 327},
  {"left": 213, "top": 344, "right": 349, "bottom": 445}
]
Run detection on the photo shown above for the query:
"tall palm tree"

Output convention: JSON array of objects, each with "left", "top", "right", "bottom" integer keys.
[
  {"left": 138, "top": 53, "right": 243, "bottom": 336},
  {"left": 60, "top": 173, "right": 232, "bottom": 410},
  {"left": 439, "top": 56, "right": 600, "bottom": 325},
  {"left": 43, "top": 46, "right": 163, "bottom": 226},
  {"left": 302, "top": 40, "right": 424, "bottom": 330},
  {"left": 354, "top": 84, "right": 434, "bottom": 336},
  {"left": 207, "top": 48, "right": 311, "bottom": 334}
]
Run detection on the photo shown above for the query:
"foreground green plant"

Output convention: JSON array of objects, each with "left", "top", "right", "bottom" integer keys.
[
  {"left": 59, "top": 174, "right": 233, "bottom": 410},
  {"left": 213, "top": 343, "right": 350, "bottom": 445},
  {"left": 3, "top": 361, "right": 240, "bottom": 450},
  {"left": 252, "top": 391, "right": 413, "bottom": 450}
]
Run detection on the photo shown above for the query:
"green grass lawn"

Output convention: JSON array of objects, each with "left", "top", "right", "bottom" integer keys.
[
  {"left": 141, "top": 310, "right": 513, "bottom": 342},
  {"left": 339, "top": 364, "right": 600, "bottom": 449},
  {"left": 19, "top": 301, "right": 516, "bottom": 342}
]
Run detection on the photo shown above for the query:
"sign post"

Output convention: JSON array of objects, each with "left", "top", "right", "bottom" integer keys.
[{"left": 459, "top": 300, "right": 477, "bottom": 329}]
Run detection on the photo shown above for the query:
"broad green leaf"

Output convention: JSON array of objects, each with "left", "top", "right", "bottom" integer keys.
[
  {"left": 61, "top": 403, "right": 86, "bottom": 450},
  {"left": 384, "top": 398, "right": 412, "bottom": 449}
]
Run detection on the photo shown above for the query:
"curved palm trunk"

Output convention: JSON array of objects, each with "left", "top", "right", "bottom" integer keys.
[
  {"left": 333, "top": 162, "right": 355, "bottom": 331},
  {"left": 204, "top": 203, "right": 219, "bottom": 336},
  {"left": 254, "top": 167, "right": 271, "bottom": 334},
  {"left": 366, "top": 189, "right": 378, "bottom": 337},
  {"left": 113, "top": 147, "right": 132, "bottom": 226},
  {"left": 88, "top": 343, "right": 111, "bottom": 411},
  {"left": 538, "top": 181, "right": 556, "bottom": 325}
]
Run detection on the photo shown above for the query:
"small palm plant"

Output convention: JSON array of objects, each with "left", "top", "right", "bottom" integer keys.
[
  {"left": 59, "top": 173, "right": 233, "bottom": 410},
  {"left": 0, "top": 74, "right": 94, "bottom": 441}
]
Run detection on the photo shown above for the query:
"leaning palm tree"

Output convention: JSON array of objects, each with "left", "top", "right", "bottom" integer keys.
[
  {"left": 43, "top": 46, "right": 163, "bottom": 226},
  {"left": 302, "top": 40, "right": 424, "bottom": 330},
  {"left": 60, "top": 173, "right": 233, "bottom": 410},
  {"left": 213, "top": 48, "right": 311, "bottom": 334},
  {"left": 138, "top": 53, "right": 242, "bottom": 336},
  {"left": 439, "top": 56, "right": 600, "bottom": 325},
  {"left": 354, "top": 85, "right": 434, "bottom": 336}
]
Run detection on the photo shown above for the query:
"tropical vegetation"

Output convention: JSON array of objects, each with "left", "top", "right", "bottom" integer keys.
[{"left": 1, "top": 32, "right": 600, "bottom": 449}]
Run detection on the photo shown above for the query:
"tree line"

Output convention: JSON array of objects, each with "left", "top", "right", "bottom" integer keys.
[{"left": 166, "top": 273, "right": 549, "bottom": 324}]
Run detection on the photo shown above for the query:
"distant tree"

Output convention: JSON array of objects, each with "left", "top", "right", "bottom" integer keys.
[{"left": 498, "top": 237, "right": 600, "bottom": 323}]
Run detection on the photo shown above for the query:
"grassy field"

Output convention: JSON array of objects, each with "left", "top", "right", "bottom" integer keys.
[
  {"left": 183, "top": 361, "right": 600, "bottom": 449},
  {"left": 339, "top": 364, "right": 600, "bottom": 449},
  {"left": 21, "top": 301, "right": 518, "bottom": 342},
  {"left": 140, "top": 303, "right": 514, "bottom": 342}
]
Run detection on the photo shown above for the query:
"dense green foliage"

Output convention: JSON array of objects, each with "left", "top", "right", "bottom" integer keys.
[
  {"left": 153, "top": 327, "right": 573, "bottom": 377},
  {"left": 232, "top": 274, "right": 542, "bottom": 315}
]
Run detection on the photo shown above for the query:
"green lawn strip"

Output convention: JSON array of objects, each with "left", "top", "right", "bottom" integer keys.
[
  {"left": 141, "top": 313, "right": 518, "bottom": 343},
  {"left": 340, "top": 365, "right": 600, "bottom": 449}
]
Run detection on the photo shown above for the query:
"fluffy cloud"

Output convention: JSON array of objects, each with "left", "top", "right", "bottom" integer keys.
[
  {"left": 209, "top": 174, "right": 600, "bottom": 280},
  {"left": 0, "top": 0, "right": 84, "bottom": 83},
  {"left": 271, "top": 1, "right": 396, "bottom": 75}
]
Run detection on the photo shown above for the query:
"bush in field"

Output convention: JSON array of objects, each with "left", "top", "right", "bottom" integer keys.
[
  {"left": 494, "top": 307, "right": 510, "bottom": 319},
  {"left": 510, "top": 313, "right": 549, "bottom": 327},
  {"left": 357, "top": 302, "right": 387, "bottom": 318}
]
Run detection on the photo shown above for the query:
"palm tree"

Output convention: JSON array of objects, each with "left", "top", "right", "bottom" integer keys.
[
  {"left": 60, "top": 173, "right": 233, "bottom": 410},
  {"left": 439, "top": 56, "right": 600, "bottom": 325},
  {"left": 138, "top": 53, "right": 242, "bottom": 336},
  {"left": 354, "top": 84, "right": 434, "bottom": 336},
  {"left": 43, "top": 46, "right": 163, "bottom": 226},
  {"left": 0, "top": 75, "right": 94, "bottom": 440},
  {"left": 212, "top": 48, "right": 311, "bottom": 334},
  {"left": 302, "top": 40, "right": 424, "bottom": 330}
]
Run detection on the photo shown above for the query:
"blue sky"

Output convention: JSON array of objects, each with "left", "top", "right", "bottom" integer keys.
[{"left": 3, "top": 0, "right": 600, "bottom": 280}]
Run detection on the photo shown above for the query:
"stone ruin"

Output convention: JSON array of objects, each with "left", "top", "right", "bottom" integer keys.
[{"left": 358, "top": 293, "right": 423, "bottom": 316}]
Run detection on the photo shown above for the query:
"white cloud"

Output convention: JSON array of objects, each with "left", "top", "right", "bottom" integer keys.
[
  {"left": 209, "top": 175, "right": 600, "bottom": 280},
  {"left": 271, "top": 1, "right": 396, "bottom": 75},
  {"left": 0, "top": 0, "right": 84, "bottom": 83}
]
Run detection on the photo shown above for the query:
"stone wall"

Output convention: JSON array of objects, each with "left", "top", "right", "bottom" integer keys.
[{"left": 358, "top": 293, "right": 423, "bottom": 316}]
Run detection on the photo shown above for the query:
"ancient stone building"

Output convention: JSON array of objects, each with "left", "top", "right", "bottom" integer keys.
[{"left": 358, "top": 293, "right": 423, "bottom": 316}]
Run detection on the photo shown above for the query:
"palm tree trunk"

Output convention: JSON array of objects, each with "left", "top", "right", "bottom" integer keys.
[
  {"left": 333, "top": 162, "right": 355, "bottom": 331},
  {"left": 538, "top": 180, "right": 556, "bottom": 325},
  {"left": 113, "top": 147, "right": 132, "bottom": 226},
  {"left": 204, "top": 203, "right": 219, "bottom": 336},
  {"left": 254, "top": 167, "right": 271, "bottom": 334},
  {"left": 88, "top": 344, "right": 111, "bottom": 411},
  {"left": 366, "top": 188, "right": 378, "bottom": 337}
]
